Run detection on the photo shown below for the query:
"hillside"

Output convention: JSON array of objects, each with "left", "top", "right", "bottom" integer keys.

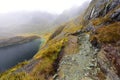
[
  {"left": 0, "top": 35, "right": 40, "bottom": 47},
  {"left": 0, "top": 0, "right": 120, "bottom": 80}
]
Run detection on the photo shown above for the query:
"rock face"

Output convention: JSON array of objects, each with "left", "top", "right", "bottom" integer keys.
[
  {"left": 83, "top": 0, "right": 120, "bottom": 80},
  {"left": 85, "top": 0, "right": 120, "bottom": 20},
  {"left": 111, "top": 8, "right": 120, "bottom": 21}
]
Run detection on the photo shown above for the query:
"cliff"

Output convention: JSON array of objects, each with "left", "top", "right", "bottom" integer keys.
[{"left": 83, "top": 0, "right": 120, "bottom": 80}]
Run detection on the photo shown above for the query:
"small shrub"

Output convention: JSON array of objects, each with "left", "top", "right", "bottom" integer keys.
[{"left": 91, "top": 22, "right": 120, "bottom": 43}]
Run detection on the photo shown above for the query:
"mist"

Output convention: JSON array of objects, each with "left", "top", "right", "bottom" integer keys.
[
  {"left": 0, "top": 12, "right": 57, "bottom": 37},
  {"left": 0, "top": 0, "right": 91, "bottom": 38}
]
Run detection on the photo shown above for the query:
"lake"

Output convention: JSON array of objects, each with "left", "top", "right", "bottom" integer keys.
[{"left": 0, "top": 39, "right": 41, "bottom": 72}]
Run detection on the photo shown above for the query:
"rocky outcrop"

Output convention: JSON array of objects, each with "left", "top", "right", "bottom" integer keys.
[
  {"left": 111, "top": 8, "right": 120, "bottom": 21},
  {"left": 83, "top": 0, "right": 120, "bottom": 80},
  {"left": 84, "top": 0, "right": 120, "bottom": 20}
]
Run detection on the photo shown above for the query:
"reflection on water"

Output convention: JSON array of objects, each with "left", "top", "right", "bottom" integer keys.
[{"left": 0, "top": 39, "right": 41, "bottom": 72}]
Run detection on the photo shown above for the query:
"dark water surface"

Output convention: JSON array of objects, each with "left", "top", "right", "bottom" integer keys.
[{"left": 0, "top": 39, "right": 41, "bottom": 72}]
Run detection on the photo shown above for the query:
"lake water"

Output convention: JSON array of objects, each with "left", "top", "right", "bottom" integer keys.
[{"left": 0, "top": 39, "right": 41, "bottom": 72}]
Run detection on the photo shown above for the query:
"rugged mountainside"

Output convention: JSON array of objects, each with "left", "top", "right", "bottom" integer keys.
[
  {"left": 83, "top": 0, "right": 120, "bottom": 80},
  {"left": 0, "top": 0, "right": 120, "bottom": 80}
]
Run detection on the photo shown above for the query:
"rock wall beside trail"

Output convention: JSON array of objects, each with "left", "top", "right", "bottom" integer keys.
[
  {"left": 84, "top": 0, "right": 120, "bottom": 21},
  {"left": 83, "top": 0, "right": 120, "bottom": 80}
]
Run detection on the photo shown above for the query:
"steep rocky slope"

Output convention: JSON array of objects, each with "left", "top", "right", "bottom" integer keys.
[
  {"left": 83, "top": 0, "right": 120, "bottom": 80},
  {"left": 0, "top": 0, "right": 120, "bottom": 80}
]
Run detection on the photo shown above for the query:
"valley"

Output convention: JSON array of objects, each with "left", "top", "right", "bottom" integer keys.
[{"left": 0, "top": 0, "right": 120, "bottom": 80}]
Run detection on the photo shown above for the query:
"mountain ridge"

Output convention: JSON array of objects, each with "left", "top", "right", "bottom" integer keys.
[{"left": 0, "top": 0, "right": 120, "bottom": 80}]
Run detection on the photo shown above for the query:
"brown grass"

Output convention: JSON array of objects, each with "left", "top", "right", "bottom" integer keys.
[{"left": 91, "top": 22, "right": 120, "bottom": 44}]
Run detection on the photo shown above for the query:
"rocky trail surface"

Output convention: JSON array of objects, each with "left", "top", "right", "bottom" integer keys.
[{"left": 54, "top": 34, "right": 99, "bottom": 80}]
